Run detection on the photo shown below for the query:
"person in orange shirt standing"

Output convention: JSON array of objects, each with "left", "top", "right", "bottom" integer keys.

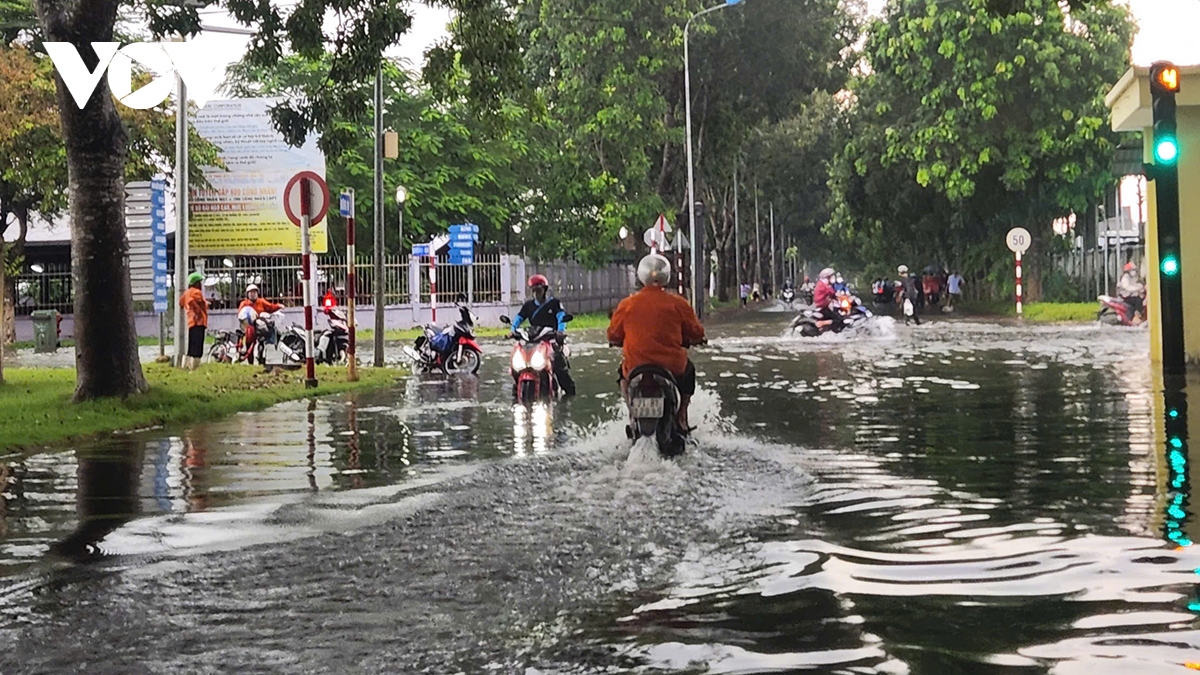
[
  {"left": 607, "top": 254, "right": 706, "bottom": 432},
  {"left": 178, "top": 271, "right": 208, "bottom": 370}
]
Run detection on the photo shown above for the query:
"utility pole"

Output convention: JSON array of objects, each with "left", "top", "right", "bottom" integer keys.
[
  {"left": 373, "top": 64, "right": 385, "bottom": 367},
  {"left": 172, "top": 75, "right": 188, "bottom": 366},
  {"left": 754, "top": 181, "right": 760, "bottom": 288},
  {"left": 734, "top": 160, "right": 741, "bottom": 296},
  {"left": 770, "top": 202, "right": 777, "bottom": 297}
]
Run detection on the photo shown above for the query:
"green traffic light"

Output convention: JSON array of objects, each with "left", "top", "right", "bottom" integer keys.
[
  {"left": 1163, "top": 255, "right": 1180, "bottom": 276},
  {"left": 1156, "top": 137, "right": 1179, "bottom": 164}
]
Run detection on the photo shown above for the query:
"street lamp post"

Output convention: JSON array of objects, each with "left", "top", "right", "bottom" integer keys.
[
  {"left": 395, "top": 185, "right": 408, "bottom": 251},
  {"left": 684, "top": 0, "right": 744, "bottom": 318}
]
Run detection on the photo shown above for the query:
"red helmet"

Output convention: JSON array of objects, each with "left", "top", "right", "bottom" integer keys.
[{"left": 528, "top": 274, "right": 549, "bottom": 288}]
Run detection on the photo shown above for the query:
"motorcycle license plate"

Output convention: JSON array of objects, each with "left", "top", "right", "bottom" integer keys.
[{"left": 630, "top": 397, "right": 664, "bottom": 418}]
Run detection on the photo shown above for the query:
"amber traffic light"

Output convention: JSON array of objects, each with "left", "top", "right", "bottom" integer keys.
[{"left": 1155, "top": 65, "right": 1181, "bottom": 93}]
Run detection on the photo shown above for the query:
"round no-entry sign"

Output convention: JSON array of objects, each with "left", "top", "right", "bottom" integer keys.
[
  {"left": 1006, "top": 227, "right": 1032, "bottom": 254},
  {"left": 284, "top": 171, "right": 330, "bottom": 227}
]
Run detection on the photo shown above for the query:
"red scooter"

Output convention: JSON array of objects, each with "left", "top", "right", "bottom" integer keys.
[
  {"left": 499, "top": 316, "right": 572, "bottom": 401},
  {"left": 1097, "top": 293, "right": 1146, "bottom": 326}
]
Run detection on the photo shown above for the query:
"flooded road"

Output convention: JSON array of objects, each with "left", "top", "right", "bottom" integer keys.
[{"left": 2, "top": 314, "right": 1197, "bottom": 674}]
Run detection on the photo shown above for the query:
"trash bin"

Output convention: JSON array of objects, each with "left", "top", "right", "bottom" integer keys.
[{"left": 31, "top": 309, "right": 59, "bottom": 353}]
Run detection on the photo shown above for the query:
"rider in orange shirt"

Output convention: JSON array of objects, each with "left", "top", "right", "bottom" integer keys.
[
  {"left": 607, "top": 254, "right": 706, "bottom": 432},
  {"left": 237, "top": 284, "right": 284, "bottom": 362}
]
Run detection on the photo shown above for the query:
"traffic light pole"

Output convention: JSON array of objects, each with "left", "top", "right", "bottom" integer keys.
[{"left": 1148, "top": 61, "right": 1184, "bottom": 380}]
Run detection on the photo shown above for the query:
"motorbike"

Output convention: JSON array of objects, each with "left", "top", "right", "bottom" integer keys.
[
  {"left": 403, "top": 302, "right": 483, "bottom": 374},
  {"left": 781, "top": 287, "right": 796, "bottom": 307},
  {"left": 207, "top": 328, "right": 242, "bottom": 364},
  {"left": 872, "top": 280, "right": 894, "bottom": 305},
  {"left": 799, "top": 283, "right": 815, "bottom": 306},
  {"left": 244, "top": 311, "right": 299, "bottom": 366},
  {"left": 500, "top": 313, "right": 574, "bottom": 401},
  {"left": 613, "top": 338, "right": 706, "bottom": 458},
  {"left": 790, "top": 293, "right": 874, "bottom": 337},
  {"left": 314, "top": 306, "right": 350, "bottom": 364},
  {"left": 1097, "top": 293, "right": 1146, "bottom": 326}
]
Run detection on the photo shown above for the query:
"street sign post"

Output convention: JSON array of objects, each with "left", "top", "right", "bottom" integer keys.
[
  {"left": 284, "top": 171, "right": 328, "bottom": 388},
  {"left": 1006, "top": 227, "right": 1032, "bottom": 317},
  {"left": 150, "top": 179, "right": 169, "bottom": 361},
  {"left": 341, "top": 188, "right": 358, "bottom": 381}
]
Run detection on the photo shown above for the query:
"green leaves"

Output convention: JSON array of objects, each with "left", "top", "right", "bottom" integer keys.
[{"left": 829, "top": 0, "right": 1133, "bottom": 295}]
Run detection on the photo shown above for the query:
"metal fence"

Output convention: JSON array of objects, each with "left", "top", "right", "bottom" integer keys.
[
  {"left": 1051, "top": 242, "right": 1146, "bottom": 300},
  {"left": 11, "top": 263, "right": 73, "bottom": 315},
  {"left": 195, "top": 253, "right": 507, "bottom": 308},
  {"left": 11, "top": 253, "right": 511, "bottom": 313}
]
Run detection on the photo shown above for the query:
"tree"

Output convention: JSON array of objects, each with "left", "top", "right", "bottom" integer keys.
[
  {"left": 225, "top": 56, "right": 538, "bottom": 257},
  {"left": 828, "top": 0, "right": 1133, "bottom": 296},
  {"left": 31, "top": 0, "right": 521, "bottom": 401},
  {"left": 516, "top": 0, "right": 858, "bottom": 273}
]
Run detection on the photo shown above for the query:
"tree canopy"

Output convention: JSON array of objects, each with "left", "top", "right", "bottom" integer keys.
[{"left": 827, "top": 0, "right": 1133, "bottom": 292}]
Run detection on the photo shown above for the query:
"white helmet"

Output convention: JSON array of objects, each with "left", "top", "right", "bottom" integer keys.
[
  {"left": 897, "top": 265, "right": 909, "bottom": 274},
  {"left": 637, "top": 254, "right": 672, "bottom": 287},
  {"left": 245, "top": 283, "right": 260, "bottom": 294},
  {"left": 818, "top": 267, "right": 835, "bottom": 280}
]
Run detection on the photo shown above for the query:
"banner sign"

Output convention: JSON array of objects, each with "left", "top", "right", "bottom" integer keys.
[{"left": 189, "top": 98, "right": 328, "bottom": 255}]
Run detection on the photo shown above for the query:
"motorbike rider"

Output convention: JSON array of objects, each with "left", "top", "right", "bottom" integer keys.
[
  {"left": 813, "top": 268, "right": 844, "bottom": 331},
  {"left": 511, "top": 274, "right": 576, "bottom": 396},
  {"left": 1117, "top": 261, "right": 1146, "bottom": 321},
  {"left": 608, "top": 254, "right": 706, "bottom": 433},
  {"left": 238, "top": 284, "right": 284, "bottom": 362}
]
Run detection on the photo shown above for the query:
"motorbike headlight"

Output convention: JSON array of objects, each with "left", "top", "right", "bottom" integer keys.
[
  {"left": 530, "top": 349, "right": 547, "bottom": 371},
  {"left": 511, "top": 350, "right": 527, "bottom": 371}
]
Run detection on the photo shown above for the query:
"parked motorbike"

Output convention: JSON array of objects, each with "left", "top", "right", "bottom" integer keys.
[
  {"left": 314, "top": 306, "right": 350, "bottom": 364},
  {"left": 790, "top": 293, "right": 874, "bottom": 337},
  {"left": 207, "top": 328, "right": 242, "bottom": 364},
  {"left": 1097, "top": 293, "right": 1146, "bottom": 326},
  {"left": 499, "top": 314, "right": 574, "bottom": 401},
  {"left": 404, "top": 301, "right": 483, "bottom": 374}
]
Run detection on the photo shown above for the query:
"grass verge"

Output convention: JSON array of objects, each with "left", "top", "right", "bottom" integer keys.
[
  {"left": 1019, "top": 302, "right": 1098, "bottom": 323},
  {"left": 954, "top": 300, "right": 1098, "bottom": 323},
  {"left": 0, "top": 362, "right": 403, "bottom": 453}
]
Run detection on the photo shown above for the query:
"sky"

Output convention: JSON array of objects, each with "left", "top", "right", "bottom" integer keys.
[
  {"left": 18, "top": 0, "right": 1196, "bottom": 240},
  {"left": 185, "top": 0, "right": 1200, "bottom": 105}
]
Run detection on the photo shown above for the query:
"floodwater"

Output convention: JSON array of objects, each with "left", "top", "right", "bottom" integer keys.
[{"left": 2, "top": 313, "right": 1197, "bottom": 674}]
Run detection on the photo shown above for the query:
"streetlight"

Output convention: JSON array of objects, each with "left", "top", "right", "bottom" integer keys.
[
  {"left": 684, "top": 0, "right": 744, "bottom": 319},
  {"left": 395, "top": 185, "right": 408, "bottom": 250}
]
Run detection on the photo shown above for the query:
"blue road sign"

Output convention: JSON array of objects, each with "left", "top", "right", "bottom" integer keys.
[
  {"left": 412, "top": 244, "right": 431, "bottom": 257},
  {"left": 451, "top": 232, "right": 477, "bottom": 242},
  {"left": 450, "top": 223, "right": 479, "bottom": 233},
  {"left": 338, "top": 190, "right": 354, "bottom": 217},
  {"left": 150, "top": 181, "right": 168, "bottom": 313},
  {"left": 450, "top": 239, "right": 474, "bottom": 250},
  {"left": 448, "top": 251, "right": 474, "bottom": 266}
]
